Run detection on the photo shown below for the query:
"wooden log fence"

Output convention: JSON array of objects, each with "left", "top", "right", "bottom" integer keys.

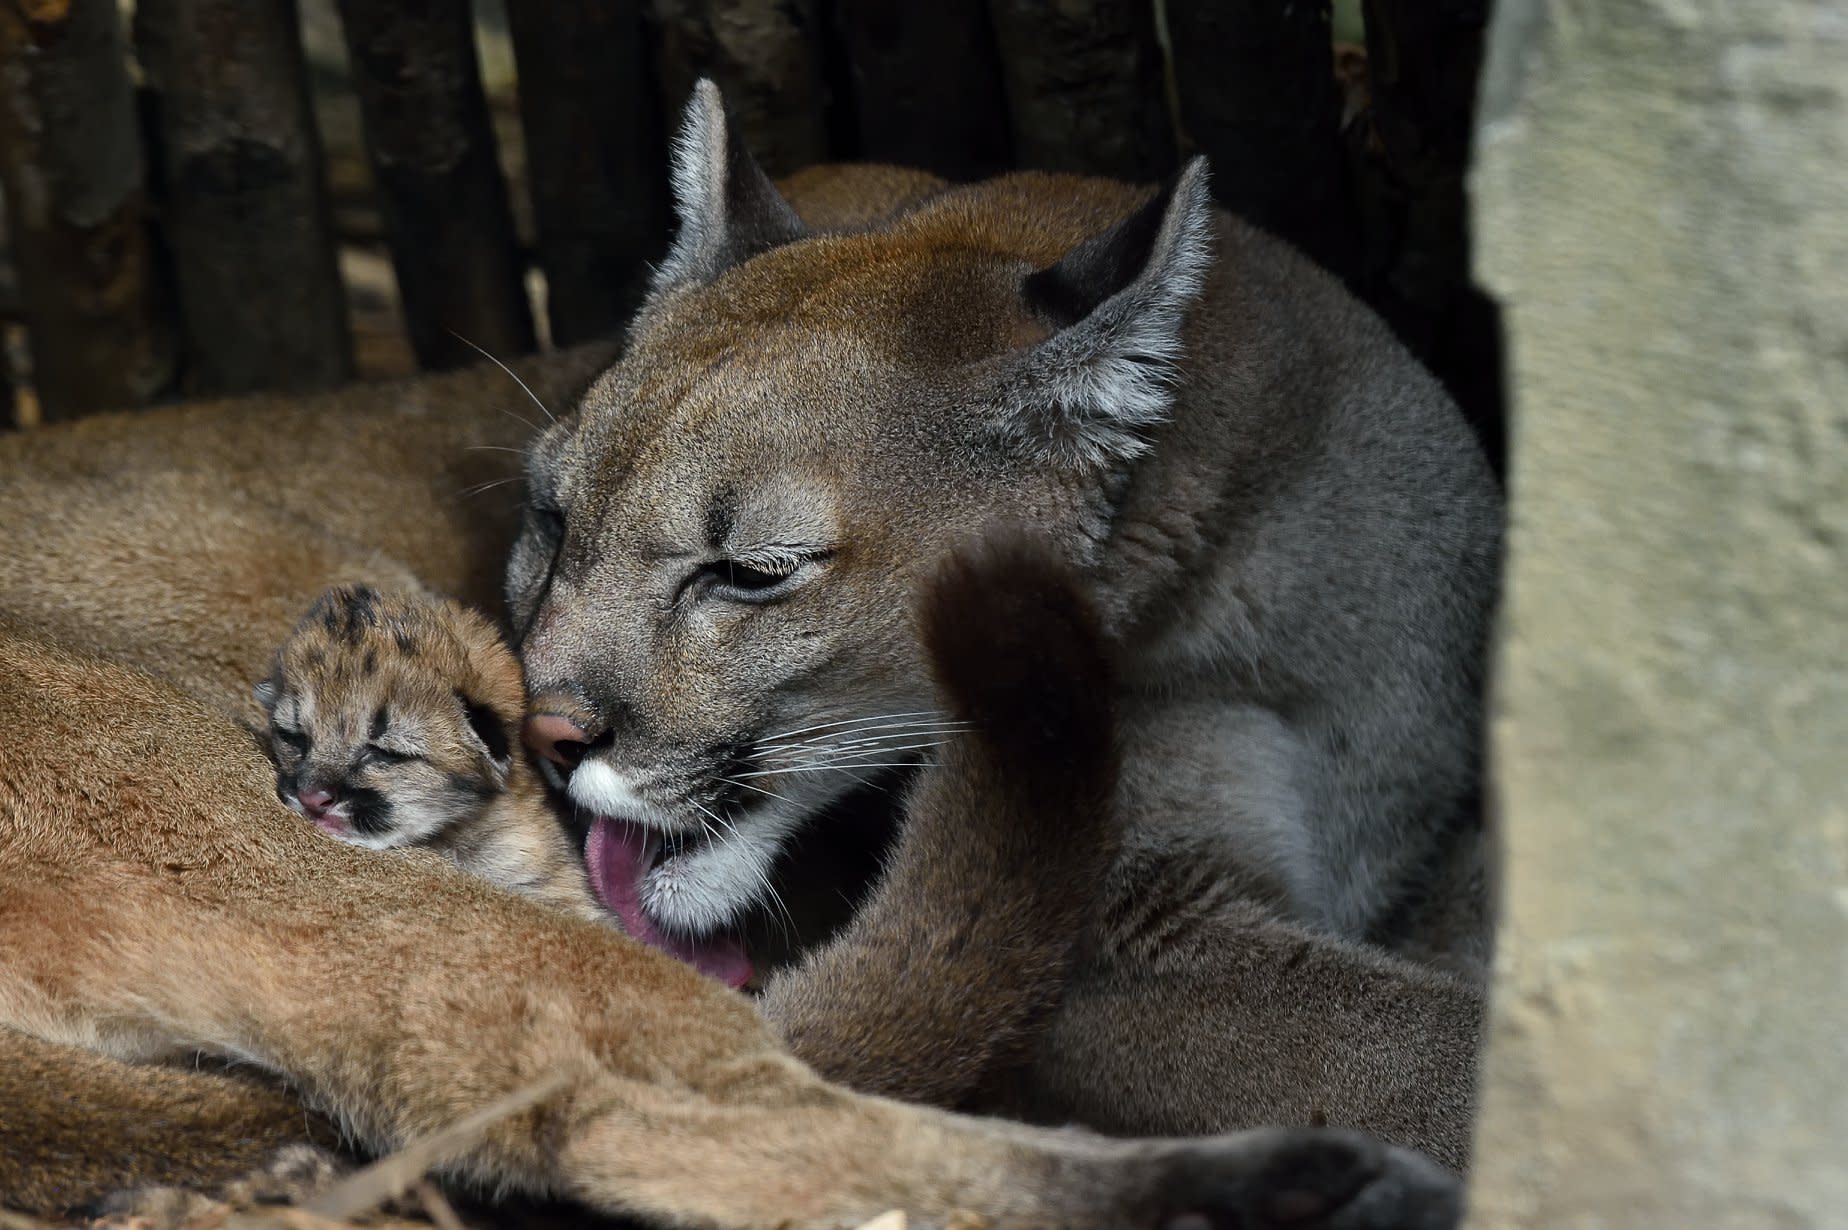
[
  {"left": 0, "top": 0, "right": 1500, "bottom": 462},
  {"left": 334, "top": 0, "right": 535, "bottom": 370},
  {"left": 505, "top": 0, "right": 670, "bottom": 346},
  {"left": 0, "top": 0, "right": 173, "bottom": 421},
  {"left": 135, "top": 0, "right": 353, "bottom": 396}
]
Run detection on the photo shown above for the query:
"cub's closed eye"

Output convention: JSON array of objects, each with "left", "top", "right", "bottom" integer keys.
[
  {"left": 274, "top": 727, "right": 309, "bottom": 751},
  {"left": 363, "top": 744, "right": 415, "bottom": 766}
]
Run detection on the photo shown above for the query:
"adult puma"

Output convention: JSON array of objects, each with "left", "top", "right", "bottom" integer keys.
[
  {"left": 512, "top": 85, "right": 1498, "bottom": 1142},
  {"left": 0, "top": 160, "right": 1473, "bottom": 1222}
]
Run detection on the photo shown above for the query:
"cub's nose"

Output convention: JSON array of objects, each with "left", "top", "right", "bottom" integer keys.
[
  {"left": 525, "top": 713, "right": 593, "bottom": 768},
  {"left": 296, "top": 786, "right": 336, "bottom": 816}
]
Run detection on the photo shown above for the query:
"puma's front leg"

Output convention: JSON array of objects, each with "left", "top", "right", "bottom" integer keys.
[
  {"left": 1020, "top": 893, "right": 1483, "bottom": 1172},
  {"left": 0, "top": 830, "right": 1456, "bottom": 1229}
]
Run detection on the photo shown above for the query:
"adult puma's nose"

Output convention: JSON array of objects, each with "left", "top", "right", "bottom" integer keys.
[
  {"left": 296, "top": 786, "right": 336, "bottom": 816},
  {"left": 525, "top": 713, "right": 593, "bottom": 768}
]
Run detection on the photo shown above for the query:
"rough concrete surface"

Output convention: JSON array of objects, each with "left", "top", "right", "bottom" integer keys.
[{"left": 1467, "top": 2, "right": 1847, "bottom": 1225}]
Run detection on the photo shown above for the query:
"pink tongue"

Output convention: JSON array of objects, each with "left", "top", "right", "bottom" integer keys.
[{"left": 586, "top": 816, "right": 754, "bottom": 989}]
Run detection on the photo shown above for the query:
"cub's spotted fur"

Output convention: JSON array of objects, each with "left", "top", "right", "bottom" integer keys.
[{"left": 256, "top": 585, "right": 599, "bottom": 920}]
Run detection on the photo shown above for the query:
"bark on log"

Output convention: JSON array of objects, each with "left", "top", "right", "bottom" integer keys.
[
  {"left": 1356, "top": 0, "right": 1502, "bottom": 474},
  {"left": 987, "top": 0, "right": 1175, "bottom": 181},
  {"left": 1163, "top": 0, "right": 1356, "bottom": 277},
  {"left": 334, "top": 0, "right": 535, "bottom": 371},
  {"left": 135, "top": 0, "right": 353, "bottom": 397},
  {"left": 0, "top": 0, "right": 174, "bottom": 419},
  {"left": 833, "top": 0, "right": 1011, "bottom": 181},
  {"left": 505, "top": 0, "right": 670, "bottom": 347},
  {"left": 649, "top": 0, "right": 830, "bottom": 178}
]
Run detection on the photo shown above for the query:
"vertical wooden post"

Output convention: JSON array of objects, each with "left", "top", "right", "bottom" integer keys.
[
  {"left": 334, "top": 0, "right": 535, "bottom": 370},
  {"left": 987, "top": 0, "right": 1175, "bottom": 181},
  {"left": 833, "top": 0, "right": 1011, "bottom": 181},
  {"left": 504, "top": 0, "right": 670, "bottom": 346},
  {"left": 1162, "top": 0, "right": 1356, "bottom": 276},
  {"left": 1469, "top": 3, "right": 1848, "bottom": 1222},
  {"left": 649, "top": 0, "right": 831, "bottom": 178},
  {"left": 0, "top": 0, "right": 174, "bottom": 419},
  {"left": 135, "top": 0, "right": 354, "bottom": 396}
]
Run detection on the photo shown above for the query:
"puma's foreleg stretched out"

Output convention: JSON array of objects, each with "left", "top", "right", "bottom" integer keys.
[{"left": 0, "top": 543, "right": 1460, "bottom": 1228}]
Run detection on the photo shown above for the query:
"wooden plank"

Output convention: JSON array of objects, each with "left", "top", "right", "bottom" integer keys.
[
  {"left": 833, "top": 0, "right": 1011, "bottom": 181},
  {"left": 334, "top": 0, "right": 535, "bottom": 370},
  {"left": 0, "top": 0, "right": 174, "bottom": 419},
  {"left": 649, "top": 0, "right": 831, "bottom": 178},
  {"left": 136, "top": 0, "right": 353, "bottom": 396},
  {"left": 988, "top": 0, "right": 1175, "bottom": 181},
  {"left": 1163, "top": 0, "right": 1356, "bottom": 276},
  {"left": 505, "top": 0, "right": 670, "bottom": 346}
]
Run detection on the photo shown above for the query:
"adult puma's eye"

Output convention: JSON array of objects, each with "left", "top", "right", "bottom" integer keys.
[
  {"left": 685, "top": 548, "right": 830, "bottom": 606},
  {"left": 706, "top": 559, "right": 794, "bottom": 595}
]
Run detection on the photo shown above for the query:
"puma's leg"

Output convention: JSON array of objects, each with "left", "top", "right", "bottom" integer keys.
[
  {"left": 761, "top": 533, "right": 1123, "bottom": 1108},
  {"left": 1, "top": 843, "right": 1458, "bottom": 1229},
  {"left": 0, "top": 1029, "right": 346, "bottom": 1218},
  {"left": 1018, "top": 895, "right": 1482, "bottom": 1172},
  {"left": 0, "top": 639, "right": 1462, "bottom": 1228}
]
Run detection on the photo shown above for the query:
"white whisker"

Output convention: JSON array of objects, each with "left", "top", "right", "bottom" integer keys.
[
  {"left": 754, "top": 719, "right": 974, "bottom": 755},
  {"left": 718, "top": 778, "right": 800, "bottom": 807},
  {"left": 754, "top": 710, "right": 942, "bottom": 744},
  {"left": 754, "top": 727, "right": 971, "bottom": 761},
  {"left": 448, "top": 329, "right": 558, "bottom": 424},
  {"left": 462, "top": 476, "right": 525, "bottom": 499},
  {"left": 757, "top": 737, "right": 960, "bottom": 769},
  {"left": 731, "top": 755, "right": 945, "bottom": 780}
]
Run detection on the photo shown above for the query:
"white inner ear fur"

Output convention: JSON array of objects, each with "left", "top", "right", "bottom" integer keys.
[
  {"left": 652, "top": 80, "right": 730, "bottom": 292},
  {"left": 993, "top": 158, "right": 1217, "bottom": 472}
]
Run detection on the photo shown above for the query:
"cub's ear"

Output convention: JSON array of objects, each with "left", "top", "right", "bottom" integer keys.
[
  {"left": 987, "top": 157, "right": 1215, "bottom": 471},
  {"left": 458, "top": 692, "right": 514, "bottom": 787},
  {"left": 252, "top": 677, "right": 278, "bottom": 711},
  {"left": 650, "top": 79, "right": 807, "bottom": 293}
]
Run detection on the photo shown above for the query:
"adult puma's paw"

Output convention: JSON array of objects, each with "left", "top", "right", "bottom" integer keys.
[
  {"left": 920, "top": 527, "right": 1115, "bottom": 768},
  {"left": 1152, "top": 1129, "right": 1461, "bottom": 1230}
]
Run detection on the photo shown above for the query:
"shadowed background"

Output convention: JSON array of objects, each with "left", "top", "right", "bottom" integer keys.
[{"left": 0, "top": 0, "right": 1501, "bottom": 469}]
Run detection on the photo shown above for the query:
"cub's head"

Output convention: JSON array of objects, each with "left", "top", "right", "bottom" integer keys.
[
  {"left": 507, "top": 82, "right": 1215, "bottom": 943},
  {"left": 256, "top": 586, "right": 523, "bottom": 850}
]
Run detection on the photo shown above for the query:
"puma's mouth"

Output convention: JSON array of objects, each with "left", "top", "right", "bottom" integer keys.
[{"left": 585, "top": 815, "right": 754, "bottom": 990}]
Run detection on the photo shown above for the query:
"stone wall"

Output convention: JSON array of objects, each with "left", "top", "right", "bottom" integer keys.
[{"left": 1467, "top": 2, "right": 1847, "bottom": 1225}]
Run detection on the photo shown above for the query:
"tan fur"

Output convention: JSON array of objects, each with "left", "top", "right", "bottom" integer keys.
[
  {"left": 0, "top": 158, "right": 1468, "bottom": 1226},
  {"left": 0, "top": 571, "right": 1456, "bottom": 1228}
]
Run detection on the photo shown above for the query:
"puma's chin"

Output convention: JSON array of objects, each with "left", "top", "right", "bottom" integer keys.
[
  {"left": 639, "top": 810, "right": 795, "bottom": 935},
  {"left": 580, "top": 793, "right": 811, "bottom": 989},
  {"left": 567, "top": 758, "right": 853, "bottom": 930}
]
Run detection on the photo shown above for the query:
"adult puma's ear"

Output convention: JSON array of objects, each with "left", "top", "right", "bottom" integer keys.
[
  {"left": 459, "top": 692, "right": 514, "bottom": 787},
  {"left": 650, "top": 79, "right": 808, "bottom": 293},
  {"left": 988, "top": 157, "right": 1215, "bottom": 471}
]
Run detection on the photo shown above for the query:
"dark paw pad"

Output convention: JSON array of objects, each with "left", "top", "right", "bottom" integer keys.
[{"left": 1160, "top": 1131, "right": 1461, "bottom": 1230}]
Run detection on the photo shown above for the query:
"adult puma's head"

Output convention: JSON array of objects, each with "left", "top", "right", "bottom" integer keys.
[{"left": 508, "top": 82, "right": 1215, "bottom": 952}]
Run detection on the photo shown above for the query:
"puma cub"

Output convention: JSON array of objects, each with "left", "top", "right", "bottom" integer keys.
[{"left": 254, "top": 584, "right": 602, "bottom": 923}]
